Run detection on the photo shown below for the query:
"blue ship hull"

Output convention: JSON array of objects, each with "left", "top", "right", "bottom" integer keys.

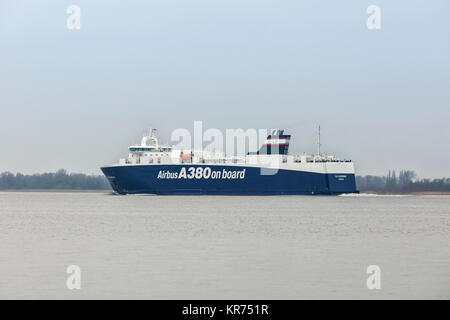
[{"left": 101, "top": 164, "right": 358, "bottom": 195}]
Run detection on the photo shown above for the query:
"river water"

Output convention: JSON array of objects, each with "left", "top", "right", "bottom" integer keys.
[{"left": 0, "top": 192, "right": 449, "bottom": 299}]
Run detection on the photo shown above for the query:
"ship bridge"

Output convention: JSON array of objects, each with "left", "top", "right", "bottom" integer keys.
[{"left": 122, "top": 129, "right": 174, "bottom": 164}]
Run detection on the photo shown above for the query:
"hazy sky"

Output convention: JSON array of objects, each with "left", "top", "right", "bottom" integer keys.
[{"left": 1, "top": 0, "right": 449, "bottom": 177}]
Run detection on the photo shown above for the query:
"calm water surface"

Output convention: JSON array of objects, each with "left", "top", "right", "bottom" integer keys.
[{"left": 0, "top": 192, "right": 449, "bottom": 299}]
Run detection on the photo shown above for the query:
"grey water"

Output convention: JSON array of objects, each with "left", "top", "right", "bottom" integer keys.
[{"left": 0, "top": 191, "right": 449, "bottom": 299}]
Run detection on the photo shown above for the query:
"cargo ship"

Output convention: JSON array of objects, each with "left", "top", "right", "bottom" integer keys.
[{"left": 101, "top": 128, "right": 358, "bottom": 195}]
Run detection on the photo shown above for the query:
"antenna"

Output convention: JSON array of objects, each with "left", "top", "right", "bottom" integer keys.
[
  {"left": 150, "top": 128, "right": 157, "bottom": 138},
  {"left": 317, "top": 125, "right": 321, "bottom": 156}
]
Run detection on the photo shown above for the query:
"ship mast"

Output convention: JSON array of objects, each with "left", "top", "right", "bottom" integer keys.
[{"left": 317, "top": 125, "right": 321, "bottom": 156}]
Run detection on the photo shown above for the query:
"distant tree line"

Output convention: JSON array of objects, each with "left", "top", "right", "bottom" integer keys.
[
  {"left": 1, "top": 169, "right": 449, "bottom": 193},
  {"left": 0, "top": 169, "right": 111, "bottom": 190},
  {"left": 356, "top": 170, "right": 450, "bottom": 193}
]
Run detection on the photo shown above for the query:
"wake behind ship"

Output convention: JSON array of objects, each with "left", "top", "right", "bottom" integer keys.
[{"left": 101, "top": 128, "right": 359, "bottom": 195}]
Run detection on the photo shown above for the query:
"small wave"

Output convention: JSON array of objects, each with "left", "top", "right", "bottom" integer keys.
[{"left": 339, "top": 193, "right": 410, "bottom": 197}]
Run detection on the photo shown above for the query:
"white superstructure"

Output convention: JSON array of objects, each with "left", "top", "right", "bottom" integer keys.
[{"left": 116, "top": 128, "right": 355, "bottom": 175}]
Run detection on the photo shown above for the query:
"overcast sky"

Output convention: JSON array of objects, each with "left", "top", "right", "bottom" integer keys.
[{"left": 1, "top": 0, "right": 449, "bottom": 178}]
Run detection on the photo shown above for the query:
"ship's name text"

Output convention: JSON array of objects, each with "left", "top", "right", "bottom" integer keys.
[{"left": 157, "top": 167, "right": 246, "bottom": 180}]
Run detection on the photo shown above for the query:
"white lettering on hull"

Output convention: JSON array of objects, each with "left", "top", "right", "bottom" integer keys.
[{"left": 157, "top": 167, "right": 246, "bottom": 180}]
